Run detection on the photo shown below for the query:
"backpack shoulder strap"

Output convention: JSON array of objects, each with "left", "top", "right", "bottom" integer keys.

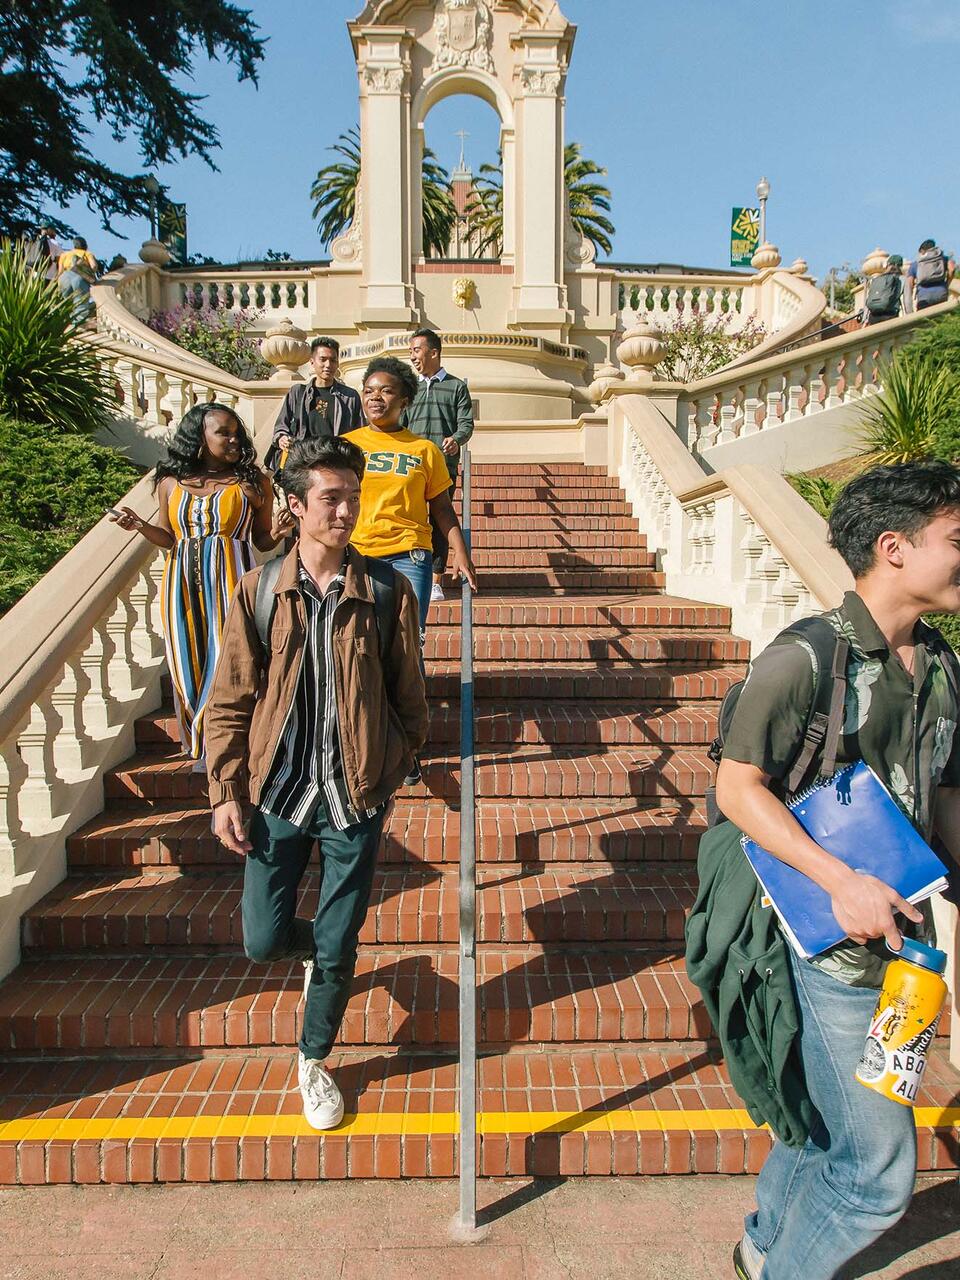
[
  {"left": 253, "top": 556, "right": 286, "bottom": 652},
  {"left": 364, "top": 556, "right": 398, "bottom": 665},
  {"left": 777, "top": 616, "right": 849, "bottom": 794}
]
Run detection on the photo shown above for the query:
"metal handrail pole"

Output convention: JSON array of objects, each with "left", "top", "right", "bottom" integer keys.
[{"left": 457, "top": 444, "right": 477, "bottom": 1232}]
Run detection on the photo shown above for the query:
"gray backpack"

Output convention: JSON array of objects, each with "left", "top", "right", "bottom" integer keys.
[
  {"left": 916, "top": 247, "right": 947, "bottom": 289},
  {"left": 253, "top": 554, "right": 397, "bottom": 662},
  {"left": 866, "top": 272, "right": 901, "bottom": 316}
]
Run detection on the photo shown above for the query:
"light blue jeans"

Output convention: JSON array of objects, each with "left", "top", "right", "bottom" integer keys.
[
  {"left": 746, "top": 948, "right": 917, "bottom": 1279},
  {"left": 379, "top": 549, "right": 432, "bottom": 639}
]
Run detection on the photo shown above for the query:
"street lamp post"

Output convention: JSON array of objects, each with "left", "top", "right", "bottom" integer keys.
[
  {"left": 144, "top": 175, "right": 160, "bottom": 240},
  {"left": 756, "top": 176, "right": 770, "bottom": 245}
]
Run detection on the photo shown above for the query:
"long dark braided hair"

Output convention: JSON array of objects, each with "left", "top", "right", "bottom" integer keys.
[{"left": 153, "top": 402, "right": 261, "bottom": 492}]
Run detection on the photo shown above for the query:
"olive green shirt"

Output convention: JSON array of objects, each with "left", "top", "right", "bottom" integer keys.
[{"left": 723, "top": 591, "right": 960, "bottom": 987}]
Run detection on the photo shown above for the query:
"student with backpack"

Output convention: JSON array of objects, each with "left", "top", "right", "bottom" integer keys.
[
  {"left": 863, "top": 254, "right": 904, "bottom": 325},
  {"left": 908, "top": 239, "right": 954, "bottom": 311},
  {"left": 687, "top": 461, "right": 960, "bottom": 1280},
  {"left": 204, "top": 436, "right": 428, "bottom": 1130}
]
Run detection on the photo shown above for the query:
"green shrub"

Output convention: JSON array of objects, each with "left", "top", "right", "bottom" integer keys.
[
  {"left": 0, "top": 415, "right": 140, "bottom": 614},
  {"left": 858, "top": 359, "right": 960, "bottom": 465},
  {"left": 0, "top": 240, "right": 114, "bottom": 434},
  {"left": 787, "top": 473, "right": 843, "bottom": 518},
  {"left": 900, "top": 313, "right": 960, "bottom": 460}
]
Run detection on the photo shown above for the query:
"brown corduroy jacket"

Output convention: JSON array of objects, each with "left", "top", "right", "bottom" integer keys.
[{"left": 205, "top": 543, "right": 428, "bottom": 812}]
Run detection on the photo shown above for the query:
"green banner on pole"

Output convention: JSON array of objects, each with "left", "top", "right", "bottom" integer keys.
[
  {"left": 730, "top": 207, "right": 759, "bottom": 268},
  {"left": 158, "top": 197, "right": 188, "bottom": 265}
]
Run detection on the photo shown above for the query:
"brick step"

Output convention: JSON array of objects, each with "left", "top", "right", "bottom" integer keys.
[
  {"left": 463, "top": 473, "right": 619, "bottom": 486},
  {"left": 425, "top": 662, "right": 742, "bottom": 701},
  {"left": 0, "top": 951, "right": 707, "bottom": 1052},
  {"left": 139, "top": 702, "right": 721, "bottom": 756},
  {"left": 422, "top": 629, "right": 746, "bottom": 664},
  {"left": 23, "top": 866, "right": 697, "bottom": 953},
  {"left": 441, "top": 569, "right": 665, "bottom": 591},
  {"left": 429, "top": 595, "right": 733, "bottom": 629},
  {"left": 67, "top": 799, "right": 705, "bottom": 869},
  {"left": 105, "top": 746, "right": 716, "bottom": 804},
  {"left": 457, "top": 500, "right": 633, "bottom": 516},
  {"left": 470, "top": 462, "right": 610, "bottom": 475},
  {"left": 459, "top": 548, "right": 657, "bottom": 570},
  {"left": 468, "top": 515, "right": 642, "bottom": 532},
  {"left": 160, "top": 662, "right": 740, "bottom": 707},
  {"left": 457, "top": 486, "right": 625, "bottom": 501},
  {"left": 458, "top": 530, "right": 648, "bottom": 550},
  {"left": 3, "top": 1044, "right": 957, "bottom": 1184}
]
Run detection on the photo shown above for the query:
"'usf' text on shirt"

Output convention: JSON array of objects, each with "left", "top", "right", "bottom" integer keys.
[{"left": 364, "top": 450, "right": 424, "bottom": 477}]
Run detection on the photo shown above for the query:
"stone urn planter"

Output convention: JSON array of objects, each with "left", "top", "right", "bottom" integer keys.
[
  {"left": 138, "top": 237, "right": 172, "bottom": 266},
  {"left": 616, "top": 319, "right": 666, "bottom": 383},
  {"left": 261, "top": 319, "right": 310, "bottom": 382}
]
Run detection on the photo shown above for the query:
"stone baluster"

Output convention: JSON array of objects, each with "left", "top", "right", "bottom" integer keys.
[
  {"left": 822, "top": 354, "right": 843, "bottom": 409},
  {"left": 114, "top": 357, "right": 143, "bottom": 421},
  {"left": 0, "top": 717, "right": 30, "bottom": 883},
  {"left": 49, "top": 654, "right": 94, "bottom": 778},
  {"left": 844, "top": 347, "right": 864, "bottom": 401},
  {"left": 741, "top": 380, "right": 764, "bottom": 435},
  {"left": 140, "top": 367, "right": 167, "bottom": 428},
  {"left": 16, "top": 694, "right": 60, "bottom": 833},
  {"left": 162, "top": 373, "right": 195, "bottom": 428},
  {"left": 807, "top": 368, "right": 826, "bottom": 413},
  {"left": 717, "top": 395, "right": 739, "bottom": 444},
  {"left": 784, "top": 366, "right": 805, "bottom": 421}
]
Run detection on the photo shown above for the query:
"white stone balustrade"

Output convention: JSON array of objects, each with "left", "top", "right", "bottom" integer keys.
[
  {"left": 608, "top": 392, "right": 852, "bottom": 656},
  {"left": 0, "top": 488, "right": 168, "bottom": 979},
  {"left": 679, "top": 296, "right": 960, "bottom": 456},
  {"left": 170, "top": 272, "right": 313, "bottom": 326},
  {"left": 618, "top": 273, "right": 751, "bottom": 333}
]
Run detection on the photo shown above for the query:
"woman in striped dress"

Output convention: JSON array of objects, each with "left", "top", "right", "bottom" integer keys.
[{"left": 110, "top": 403, "right": 293, "bottom": 764}]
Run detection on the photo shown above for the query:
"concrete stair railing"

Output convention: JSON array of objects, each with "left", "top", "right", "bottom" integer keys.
[
  {"left": 0, "top": 407, "right": 280, "bottom": 980},
  {"left": 682, "top": 288, "right": 960, "bottom": 471}
]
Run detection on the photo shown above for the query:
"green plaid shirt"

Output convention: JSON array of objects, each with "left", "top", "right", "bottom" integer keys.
[{"left": 401, "top": 370, "right": 474, "bottom": 481}]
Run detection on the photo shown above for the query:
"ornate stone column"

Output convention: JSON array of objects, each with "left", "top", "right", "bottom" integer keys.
[
  {"left": 508, "top": 29, "right": 575, "bottom": 334},
  {"left": 356, "top": 28, "right": 418, "bottom": 328}
]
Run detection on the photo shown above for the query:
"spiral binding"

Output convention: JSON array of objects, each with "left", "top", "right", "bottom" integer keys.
[{"left": 789, "top": 761, "right": 857, "bottom": 810}]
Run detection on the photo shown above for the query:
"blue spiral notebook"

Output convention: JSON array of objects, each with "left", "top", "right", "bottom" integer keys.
[{"left": 740, "top": 760, "right": 949, "bottom": 958}]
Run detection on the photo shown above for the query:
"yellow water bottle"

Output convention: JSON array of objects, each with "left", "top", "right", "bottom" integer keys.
[{"left": 855, "top": 938, "right": 947, "bottom": 1107}]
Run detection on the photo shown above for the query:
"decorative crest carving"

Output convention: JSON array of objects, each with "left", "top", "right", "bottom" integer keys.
[{"left": 431, "top": 0, "right": 494, "bottom": 74}]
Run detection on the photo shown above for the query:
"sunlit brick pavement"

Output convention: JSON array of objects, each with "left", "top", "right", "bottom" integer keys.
[{"left": 1, "top": 1175, "right": 957, "bottom": 1279}]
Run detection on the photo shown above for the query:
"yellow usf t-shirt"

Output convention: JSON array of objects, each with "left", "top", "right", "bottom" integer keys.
[{"left": 345, "top": 426, "right": 452, "bottom": 558}]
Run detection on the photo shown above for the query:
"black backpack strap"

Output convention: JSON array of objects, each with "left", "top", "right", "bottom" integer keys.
[
  {"left": 364, "top": 556, "right": 397, "bottom": 666},
  {"left": 253, "top": 556, "right": 286, "bottom": 652},
  {"left": 780, "top": 617, "right": 849, "bottom": 794}
]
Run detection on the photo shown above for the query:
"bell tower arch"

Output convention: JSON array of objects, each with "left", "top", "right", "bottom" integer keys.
[{"left": 346, "top": 0, "right": 576, "bottom": 333}]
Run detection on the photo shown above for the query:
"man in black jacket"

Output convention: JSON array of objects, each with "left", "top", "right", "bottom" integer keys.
[{"left": 266, "top": 337, "right": 362, "bottom": 470}]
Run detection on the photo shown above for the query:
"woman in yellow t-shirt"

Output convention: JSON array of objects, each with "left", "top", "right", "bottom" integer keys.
[{"left": 345, "top": 356, "right": 477, "bottom": 636}]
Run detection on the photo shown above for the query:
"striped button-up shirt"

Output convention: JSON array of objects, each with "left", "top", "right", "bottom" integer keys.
[{"left": 258, "top": 562, "right": 379, "bottom": 831}]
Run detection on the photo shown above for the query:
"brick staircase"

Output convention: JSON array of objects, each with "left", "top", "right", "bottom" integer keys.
[{"left": 1, "top": 462, "right": 958, "bottom": 1185}]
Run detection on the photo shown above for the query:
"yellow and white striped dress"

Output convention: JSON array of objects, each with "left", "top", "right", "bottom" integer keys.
[{"left": 160, "top": 482, "right": 255, "bottom": 759}]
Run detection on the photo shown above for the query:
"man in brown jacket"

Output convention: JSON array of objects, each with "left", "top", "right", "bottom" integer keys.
[{"left": 205, "top": 436, "right": 428, "bottom": 1130}]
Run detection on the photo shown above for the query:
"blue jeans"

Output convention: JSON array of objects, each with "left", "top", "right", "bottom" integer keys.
[
  {"left": 746, "top": 948, "right": 917, "bottom": 1280},
  {"left": 379, "top": 549, "right": 432, "bottom": 648}
]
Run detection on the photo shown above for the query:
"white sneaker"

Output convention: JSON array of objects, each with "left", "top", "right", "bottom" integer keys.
[
  {"left": 302, "top": 957, "right": 313, "bottom": 1004},
  {"left": 430, "top": 582, "right": 444, "bottom": 603},
  {"left": 298, "top": 1051, "right": 344, "bottom": 1130},
  {"left": 734, "top": 1233, "right": 765, "bottom": 1280}
]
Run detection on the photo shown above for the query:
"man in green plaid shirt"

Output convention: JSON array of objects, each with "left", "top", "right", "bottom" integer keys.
[{"left": 406, "top": 328, "right": 475, "bottom": 602}]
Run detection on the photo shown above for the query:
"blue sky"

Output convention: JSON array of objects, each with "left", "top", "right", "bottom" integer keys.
[{"left": 60, "top": 0, "right": 959, "bottom": 281}]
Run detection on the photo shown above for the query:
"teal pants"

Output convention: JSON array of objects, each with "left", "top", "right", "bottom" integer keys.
[{"left": 241, "top": 800, "right": 385, "bottom": 1060}]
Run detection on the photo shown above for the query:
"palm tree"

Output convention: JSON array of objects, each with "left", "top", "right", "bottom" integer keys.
[
  {"left": 464, "top": 161, "right": 505, "bottom": 258},
  {"left": 310, "top": 127, "right": 457, "bottom": 258},
  {"left": 310, "top": 127, "right": 362, "bottom": 247},
  {"left": 465, "top": 142, "right": 615, "bottom": 259},
  {"left": 564, "top": 142, "right": 614, "bottom": 258}
]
